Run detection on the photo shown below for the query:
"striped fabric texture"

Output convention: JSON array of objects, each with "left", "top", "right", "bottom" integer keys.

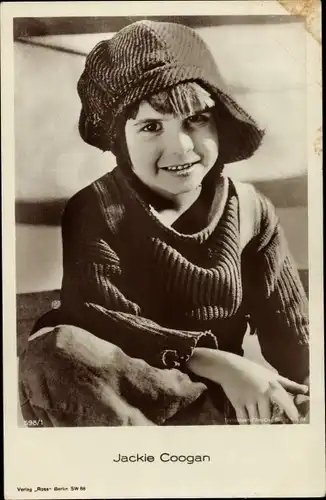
[
  {"left": 40, "top": 167, "right": 310, "bottom": 383},
  {"left": 77, "top": 20, "right": 263, "bottom": 162}
]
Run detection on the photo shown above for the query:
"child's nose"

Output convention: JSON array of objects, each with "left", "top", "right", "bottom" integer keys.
[{"left": 167, "top": 129, "right": 195, "bottom": 155}]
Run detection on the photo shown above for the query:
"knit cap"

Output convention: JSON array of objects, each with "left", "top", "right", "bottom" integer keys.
[{"left": 77, "top": 20, "right": 264, "bottom": 163}]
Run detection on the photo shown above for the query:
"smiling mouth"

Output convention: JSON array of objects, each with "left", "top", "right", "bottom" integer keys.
[{"left": 161, "top": 162, "right": 199, "bottom": 172}]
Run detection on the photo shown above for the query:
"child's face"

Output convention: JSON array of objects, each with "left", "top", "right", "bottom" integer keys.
[{"left": 124, "top": 101, "right": 219, "bottom": 198}]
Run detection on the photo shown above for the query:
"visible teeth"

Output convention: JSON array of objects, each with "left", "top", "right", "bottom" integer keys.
[{"left": 165, "top": 163, "right": 193, "bottom": 172}]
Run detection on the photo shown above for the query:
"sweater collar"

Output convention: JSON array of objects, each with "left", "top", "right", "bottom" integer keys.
[{"left": 113, "top": 165, "right": 230, "bottom": 244}]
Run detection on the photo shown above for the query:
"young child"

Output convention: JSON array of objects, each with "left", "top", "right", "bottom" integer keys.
[{"left": 19, "top": 20, "right": 309, "bottom": 426}]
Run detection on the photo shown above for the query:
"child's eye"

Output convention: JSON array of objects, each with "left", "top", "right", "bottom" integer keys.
[
  {"left": 186, "top": 113, "right": 210, "bottom": 126},
  {"left": 141, "top": 122, "right": 162, "bottom": 133}
]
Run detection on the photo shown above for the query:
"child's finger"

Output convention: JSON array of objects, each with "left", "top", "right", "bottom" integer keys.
[
  {"left": 295, "top": 394, "right": 309, "bottom": 405},
  {"left": 246, "top": 403, "right": 259, "bottom": 425},
  {"left": 277, "top": 375, "right": 309, "bottom": 395},
  {"left": 270, "top": 387, "right": 299, "bottom": 423},
  {"left": 257, "top": 396, "right": 271, "bottom": 423},
  {"left": 235, "top": 406, "right": 248, "bottom": 425}
]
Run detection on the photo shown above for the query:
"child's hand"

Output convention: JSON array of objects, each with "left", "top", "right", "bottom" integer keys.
[
  {"left": 186, "top": 348, "right": 308, "bottom": 424},
  {"left": 217, "top": 354, "right": 308, "bottom": 424}
]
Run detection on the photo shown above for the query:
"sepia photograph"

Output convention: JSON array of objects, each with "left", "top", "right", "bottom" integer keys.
[
  {"left": 2, "top": 1, "right": 324, "bottom": 498},
  {"left": 16, "top": 13, "right": 310, "bottom": 428}
]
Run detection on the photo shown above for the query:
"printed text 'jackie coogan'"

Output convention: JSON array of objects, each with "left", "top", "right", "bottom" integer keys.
[{"left": 113, "top": 453, "right": 211, "bottom": 464}]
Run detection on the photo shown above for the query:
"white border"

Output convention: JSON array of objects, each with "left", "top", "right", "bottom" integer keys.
[{"left": 2, "top": 1, "right": 324, "bottom": 498}]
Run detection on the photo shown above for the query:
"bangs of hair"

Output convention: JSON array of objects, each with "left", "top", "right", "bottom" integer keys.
[{"left": 128, "top": 81, "right": 215, "bottom": 119}]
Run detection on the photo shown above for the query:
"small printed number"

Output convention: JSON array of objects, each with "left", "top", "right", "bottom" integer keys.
[{"left": 24, "top": 419, "right": 43, "bottom": 427}]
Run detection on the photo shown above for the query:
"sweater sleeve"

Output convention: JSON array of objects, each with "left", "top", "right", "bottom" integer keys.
[
  {"left": 52, "top": 187, "right": 217, "bottom": 371},
  {"left": 242, "top": 191, "right": 309, "bottom": 384}
]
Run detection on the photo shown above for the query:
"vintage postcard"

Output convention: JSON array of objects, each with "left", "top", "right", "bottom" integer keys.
[{"left": 2, "top": 0, "right": 324, "bottom": 498}]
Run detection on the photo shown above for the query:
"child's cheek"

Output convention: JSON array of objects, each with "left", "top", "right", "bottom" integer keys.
[
  {"left": 198, "top": 134, "right": 219, "bottom": 160},
  {"left": 130, "top": 137, "right": 162, "bottom": 171}
]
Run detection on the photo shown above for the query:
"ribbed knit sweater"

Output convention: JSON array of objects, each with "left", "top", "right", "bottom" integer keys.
[{"left": 37, "top": 167, "right": 309, "bottom": 384}]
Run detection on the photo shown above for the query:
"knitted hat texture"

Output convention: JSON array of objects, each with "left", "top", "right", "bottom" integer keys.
[{"left": 77, "top": 20, "right": 264, "bottom": 163}]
